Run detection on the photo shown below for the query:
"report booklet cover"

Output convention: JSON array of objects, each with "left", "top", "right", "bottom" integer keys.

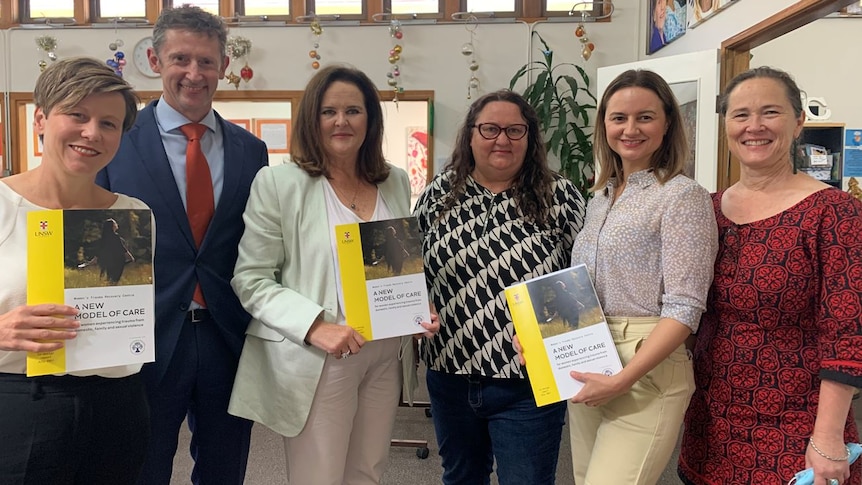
[
  {"left": 505, "top": 264, "right": 622, "bottom": 406},
  {"left": 26, "top": 209, "right": 155, "bottom": 376},
  {"left": 335, "top": 216, "right": 430, "bottom": 340}
]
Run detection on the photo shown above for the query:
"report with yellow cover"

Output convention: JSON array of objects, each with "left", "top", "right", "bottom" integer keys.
[
  {"left": 505, "top": 264, "right": 622, "bottom": 407},
  {"left": 26, "top": 209, "right": 155, "bottom": 377},
  {"left": 335, "top": 216, "right": 430, "bottom": 340}
]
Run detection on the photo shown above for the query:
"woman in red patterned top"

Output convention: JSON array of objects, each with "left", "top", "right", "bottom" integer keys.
[{"left": 678, "top": 67, "right": 862, "bottom": 485}]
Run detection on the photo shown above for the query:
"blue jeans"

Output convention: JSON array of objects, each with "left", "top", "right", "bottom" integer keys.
[{"left": 426, "top": 369, "right": 566, "bottom": 485}]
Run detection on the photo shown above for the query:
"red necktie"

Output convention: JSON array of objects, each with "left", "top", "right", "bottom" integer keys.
[{"left": 181, "top": 123, "right": 213, "bottom": 307}]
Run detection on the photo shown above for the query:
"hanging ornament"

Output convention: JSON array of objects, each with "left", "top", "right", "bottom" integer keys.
[
  {"left": 106, "top": 39, "right": 126, "bottom": 77},
  {"left": 225, "top": 71, "right": 241, "bottom": 89},
  {"left": 386, "top": 19, "right": 405, "bottom": 103},
  {"left": 225, "top": 36, "right": 254, "bottom": 89},
  {"left": 310, "top": 18, "right": 323, "bottom": 70},
  {"left": 461, "top": 17, "right": 480, "bottom": 100},
  {"left": 36, "top": 35, "right": 59, "bottom": 72},
  {"left": 575, "top": 18, "right": 596, "bottom": 62}
]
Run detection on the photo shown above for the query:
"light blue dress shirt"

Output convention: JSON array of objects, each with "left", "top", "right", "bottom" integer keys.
[{"left": 154, "top": 96, "right": 225, "bottom": 211}]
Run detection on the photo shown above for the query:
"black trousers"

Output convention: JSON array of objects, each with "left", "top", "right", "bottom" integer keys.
[{"left": 0, "top": 372, "right": 150, "bottom": 485}]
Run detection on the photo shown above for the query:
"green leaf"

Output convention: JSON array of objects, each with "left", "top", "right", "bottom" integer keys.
[
  {"left": 509, "top": 64, "right": 529, "bottom": 90},
  {"left": 511, "top": 31, "right": 597, "bottom": 199}
]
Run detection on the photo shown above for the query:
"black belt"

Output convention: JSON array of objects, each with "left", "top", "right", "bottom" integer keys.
[{"left": 186, "top": 309, "right": 211, "bottom": 323}]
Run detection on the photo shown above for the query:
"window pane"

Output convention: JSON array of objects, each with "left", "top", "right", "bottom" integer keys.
[
  {"left": 244, "top": 0, "right": 290, "bottom": 15},
  {"left": 312, "top": 0, "right": 362, "bottom": 15},
  {"left": 390, "top": 0, "right": 439, "bottom": 14},
  {"left": 100, "top": 1, "right": 146, "bottom": 18},
  {"left": 168, "top": 0, "right": 219, "bottom": 15},
  {"left": 465, "top": 0, "right": 515, "bottom": 13},
  {"left": 546, "top": 0, "right": 578, "bottom": 12},
  {"left": 28, "top": 0, "right": 74, "bottom": 17}
]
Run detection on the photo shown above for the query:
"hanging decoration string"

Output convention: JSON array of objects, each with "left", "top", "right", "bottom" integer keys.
[
  {"left": 386, "top": 19, "right": 405, "bottom": 104},
  {"left": 574, "top": 11, "right": 596, "bottom": 61},
  {"left": 309, "top": 17, "right": 324, "bottom": 70},
  {"left": 106, "top": 19, "right": 126, "bottom": 77},
  {"left": 36, "top": 35, "right": 59, "bottom": 72},
  {"left": 225, "top": 36, "right": 254, "bottom": 89},
  {"left": 461, "top": 16, "right": 480, "bottom": 100}
]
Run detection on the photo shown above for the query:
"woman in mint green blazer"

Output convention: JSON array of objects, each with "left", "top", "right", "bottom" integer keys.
[{"left": 228, "top": 65, "right": 438, "bottom": 485}]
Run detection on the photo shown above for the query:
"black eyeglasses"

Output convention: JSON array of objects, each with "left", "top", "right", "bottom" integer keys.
[{"left": 472, "top": 123, "right": 529, "bottom": 141}]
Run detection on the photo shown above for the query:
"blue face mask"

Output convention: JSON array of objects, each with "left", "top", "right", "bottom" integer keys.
[{"left": 788, "top": 443, "right": 862, "bottom": 485}]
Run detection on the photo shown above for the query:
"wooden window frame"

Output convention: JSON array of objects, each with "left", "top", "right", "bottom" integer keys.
[
  {"left": 0, "top": 1, "right": 14, "bottom": 28},
  {"left": 89, "top": 0, "right": 149, "bottom": 22},
  {"left": 382, "top": 0, "right": 445, "bottom": 20},
  {"left": 460, "top": 0, "right": 521, "bottom": 19},
  {"left": 18, "top": 0, "right": 83, "bottom": 25},
  {"left": 304, "top": 0, "right": 366, "bottom": 21},
  {"left": 7, "top": 0, "right": 610, "bottom": 25},
  {"left": 542, "top": 1, "right": 611, "bottom": 23},
  {"left": 234, "top": 0, "right": 292, "bottom": 21}
]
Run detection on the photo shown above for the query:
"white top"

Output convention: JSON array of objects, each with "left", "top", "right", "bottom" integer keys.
[
  {"left": 322, "top": 179, "right": 393, "bottom": 325},
  {"left": 0, "top": 181, "right": 150, "bottom": 377}
]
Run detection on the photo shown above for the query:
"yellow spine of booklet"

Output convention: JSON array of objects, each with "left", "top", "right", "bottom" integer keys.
[
  {"left": 335, "top": 223, "right": 373, "bottom": 340},
  {"left": 26, "top": 210, "right": 68, "bottom": 376},
  {"left": 505, "top": 264, "right": 622, "bottom": 407},
  {"left": 505, "top": 285, "right": 561, "bottom": 406},
  {"left": 334, "top": 217, "right": 430, "bottom": 341}
]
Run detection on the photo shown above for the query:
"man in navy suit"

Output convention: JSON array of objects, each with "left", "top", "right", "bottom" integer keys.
[{"left": 97, "top": 5, "right": 268, "bottom": 484}]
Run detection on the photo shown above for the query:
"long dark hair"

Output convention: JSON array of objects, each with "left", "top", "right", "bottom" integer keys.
[
  {"left": 441, "top": 89, "right": 555, "bottom": 225},
  {"left": 291, "top": 64, "right": 389, "bottom": 184}
]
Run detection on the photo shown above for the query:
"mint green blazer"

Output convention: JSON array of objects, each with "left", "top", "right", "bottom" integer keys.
[{"left": 228, "top": 162, "right": 418, "bottom": 437}]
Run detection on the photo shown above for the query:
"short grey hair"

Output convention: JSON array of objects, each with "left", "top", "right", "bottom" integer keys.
[{"left": 152, "top": 4, "right": 228, "bottom": 63}]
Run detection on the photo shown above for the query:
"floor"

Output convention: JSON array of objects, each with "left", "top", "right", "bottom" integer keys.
[{"left": 169, "top": 370, "right": 862, "bottom": 484}]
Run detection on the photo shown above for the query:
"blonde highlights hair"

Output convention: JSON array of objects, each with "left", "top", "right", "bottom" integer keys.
[{"left": 34, "top": 57, "right": 139, "bottom": 131}]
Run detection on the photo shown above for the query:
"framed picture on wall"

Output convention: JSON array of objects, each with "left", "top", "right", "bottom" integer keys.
[
  {"left": 688, "top": 0, "right": 718, "bottom": 28},
  {"left": 33, "top": 130, "right": 43, "bottom": 157},
  {"left": 669, "top": 81, "right": 699, "bottom": 178},
  {"left": 648, "top": 0, "right": 688, "bottom": 54},
  {"left": 228, "top": 119, "right": 251, "bottom": 131},
  {"left": 253, "top": 119, "right": 291, "bottom": 154}
]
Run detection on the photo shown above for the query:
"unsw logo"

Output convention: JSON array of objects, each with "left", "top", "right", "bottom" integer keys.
[{"left": 34, "top": 220, "right": 53, "bottom": 237}]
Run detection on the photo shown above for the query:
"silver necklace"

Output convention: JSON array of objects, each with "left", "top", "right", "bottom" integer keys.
[{"left": 332, "top": 179, "right": 359, "bottom": 210}]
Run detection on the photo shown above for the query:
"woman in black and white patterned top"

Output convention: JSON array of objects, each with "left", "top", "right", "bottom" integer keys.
[{"left": 414, "top": 90, "right": 585, "bottom": 485}]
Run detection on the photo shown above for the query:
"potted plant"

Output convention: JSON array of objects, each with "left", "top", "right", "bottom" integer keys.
[{"left": 509, "top": 31, "right": 597, "bottom": 199}]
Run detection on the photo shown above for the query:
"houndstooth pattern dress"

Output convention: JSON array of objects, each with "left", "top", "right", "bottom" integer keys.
[{"left": 413, "top": 171, "right": 585, "bottom": 378}]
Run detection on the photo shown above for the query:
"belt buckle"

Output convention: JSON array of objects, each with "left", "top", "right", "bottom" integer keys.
[{"left": 189, "top": 309, "right": 206, "bottom": 323}]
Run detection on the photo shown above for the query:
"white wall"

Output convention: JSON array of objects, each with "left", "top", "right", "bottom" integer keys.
[
  {"left": 0, "top": 0, "right": 844, "bottom": 176},
  {"left": 0, "top": 10, "right": 640, "bottom": 175},
  {"left": 751, "top": 18, "right": 862, "bottom": 129}
]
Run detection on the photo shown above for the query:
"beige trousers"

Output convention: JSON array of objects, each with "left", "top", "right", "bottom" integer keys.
[
  {"left": 568, "top": 316, "right": 694, "bottom": 485},
  {"left": 284, "top": 338, "right": 402, "bottom": 485}
]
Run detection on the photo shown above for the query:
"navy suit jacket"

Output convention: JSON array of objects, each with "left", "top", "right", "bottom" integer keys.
[{"left": 96, "top": 100, "right": 269, "bottom": 385}]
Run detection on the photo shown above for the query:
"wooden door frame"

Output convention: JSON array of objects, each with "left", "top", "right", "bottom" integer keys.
[{"left": 716, "top": 0, "right": 858, "bottom": 190}]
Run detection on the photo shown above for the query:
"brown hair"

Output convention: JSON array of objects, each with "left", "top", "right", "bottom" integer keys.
[
  {"left": 719, "top": 66, "right": 805, "bottom": 168},
  {"left": 441, "top": 89, "right": 555, "bottom": 225},
  {"left": 719, "top": 66, "right": 803, "bottom": 118},
  {"left": 592, "top": 69, "right": 687, "bottom": 191},
  {"left": 34, "top": 57, "right": 139, "bottom": 132},
  {"left": 290, "top": 64, "right": 389, "bottom": 183}
]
